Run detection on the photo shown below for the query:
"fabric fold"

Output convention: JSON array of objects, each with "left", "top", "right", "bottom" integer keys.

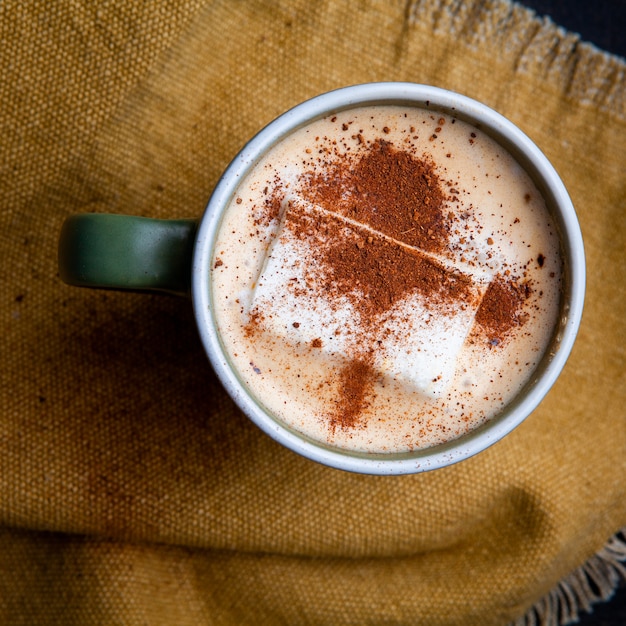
[{"left": 0, "top": 0, "right": 624, "bottom": 623}]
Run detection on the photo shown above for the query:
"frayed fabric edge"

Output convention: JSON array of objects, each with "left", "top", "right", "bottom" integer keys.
[
  {"left": 510, "top": 528, "right": 626, "bottom": 626},
  {"left": 405, "top": 0, "right": 625, "bottom": 119}
]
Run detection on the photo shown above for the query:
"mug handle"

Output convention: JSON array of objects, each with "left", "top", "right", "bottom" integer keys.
[{"left": 58, "top": 214, "right": 197, "bottom": 295}]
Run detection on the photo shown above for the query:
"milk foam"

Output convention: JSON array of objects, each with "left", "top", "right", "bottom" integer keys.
[
  {"left": 251, "top": 198, "right": 492, "bottom": 398},
  {"left": 211, "top": 105, "right": 562, "bottom": 453}
]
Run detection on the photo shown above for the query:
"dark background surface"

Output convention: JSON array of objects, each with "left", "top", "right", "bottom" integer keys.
[
  {"left": 520, "top": 0, "right": 626, "bottom": 58},
  {"left": 512, "top": 2, "right": 625, "bottom": 623}
]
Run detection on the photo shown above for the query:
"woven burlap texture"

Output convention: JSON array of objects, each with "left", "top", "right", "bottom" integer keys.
[{"left": 1, "top": 1, "right": 625, "bottom": 624}]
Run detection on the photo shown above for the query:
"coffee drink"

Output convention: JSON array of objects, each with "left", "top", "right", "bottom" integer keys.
[{"left": 211, "top": 105, "right": 562, "bottom": 453}]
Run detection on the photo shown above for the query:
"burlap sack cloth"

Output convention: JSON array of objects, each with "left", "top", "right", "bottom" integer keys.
[{"left": 1, "top": 0, "right": 625, "bottom": 624}]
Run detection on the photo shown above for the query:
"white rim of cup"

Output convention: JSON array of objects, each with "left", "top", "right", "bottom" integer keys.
[{"left": 192, "top": 82, "right": 586, "bottom": 475}]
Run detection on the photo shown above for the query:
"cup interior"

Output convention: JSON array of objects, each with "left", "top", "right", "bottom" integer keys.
[{"left": 192, "top": 83, "right": 585, "bottom": 474}]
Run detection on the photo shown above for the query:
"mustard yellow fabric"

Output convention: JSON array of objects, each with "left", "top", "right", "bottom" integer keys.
[{"left": 1, "top": 1, "right": 625, "bottom": 624}]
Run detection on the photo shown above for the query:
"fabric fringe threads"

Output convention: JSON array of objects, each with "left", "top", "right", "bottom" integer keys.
[
  {"left": 406, "top": 0, "right": 625, "bottom": 117},
  {"left": 511, "top": 528, "right": 626, "bottom": 626}
]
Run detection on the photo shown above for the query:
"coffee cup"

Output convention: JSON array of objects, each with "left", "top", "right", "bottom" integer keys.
[{"left": 59, "top": 83, "right": 585, "bottom": 474}]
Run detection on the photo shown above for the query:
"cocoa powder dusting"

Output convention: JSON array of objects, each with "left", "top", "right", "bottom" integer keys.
[
  {"left": 253, "top": 182, "right": 284, "bottom": 229},
  {"left": 302, "top": 139, "right": 450, "bottom": 253},
  {"left": 248, "top": 131, "right": 533, "bottom": 432},
  {"left": 475, "top": 276, "right": 531, "bottom": 344},
  {"left": 286, "top": 203, "right": 474, "bottom": 322},
  {"left": 329, "top": 359, "right": 377, "bottom": 432}
]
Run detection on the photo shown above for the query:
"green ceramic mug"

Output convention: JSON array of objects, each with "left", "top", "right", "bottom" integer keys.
[
  {"left": 59, "top": 214, "right": 196, "bottom": 295},
  {"left": 59, "top": 83, "right": 585, "bottom": 474}
]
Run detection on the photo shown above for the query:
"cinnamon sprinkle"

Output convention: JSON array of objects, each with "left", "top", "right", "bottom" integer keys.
[
  {"left": 474, "top": 276, "right": 532, "bottom": 344},
  {"left": 285, "top": 203, "right": 475, "bottom": 322},
  {"left": 329, "top": 359, "right": 377, "bottom": 432},
  {"left": 247, "top": 131, "right": 533, "bottom": 431},
  {"left": 301, "top": 139, "right": 451, "bottom": 254}
]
